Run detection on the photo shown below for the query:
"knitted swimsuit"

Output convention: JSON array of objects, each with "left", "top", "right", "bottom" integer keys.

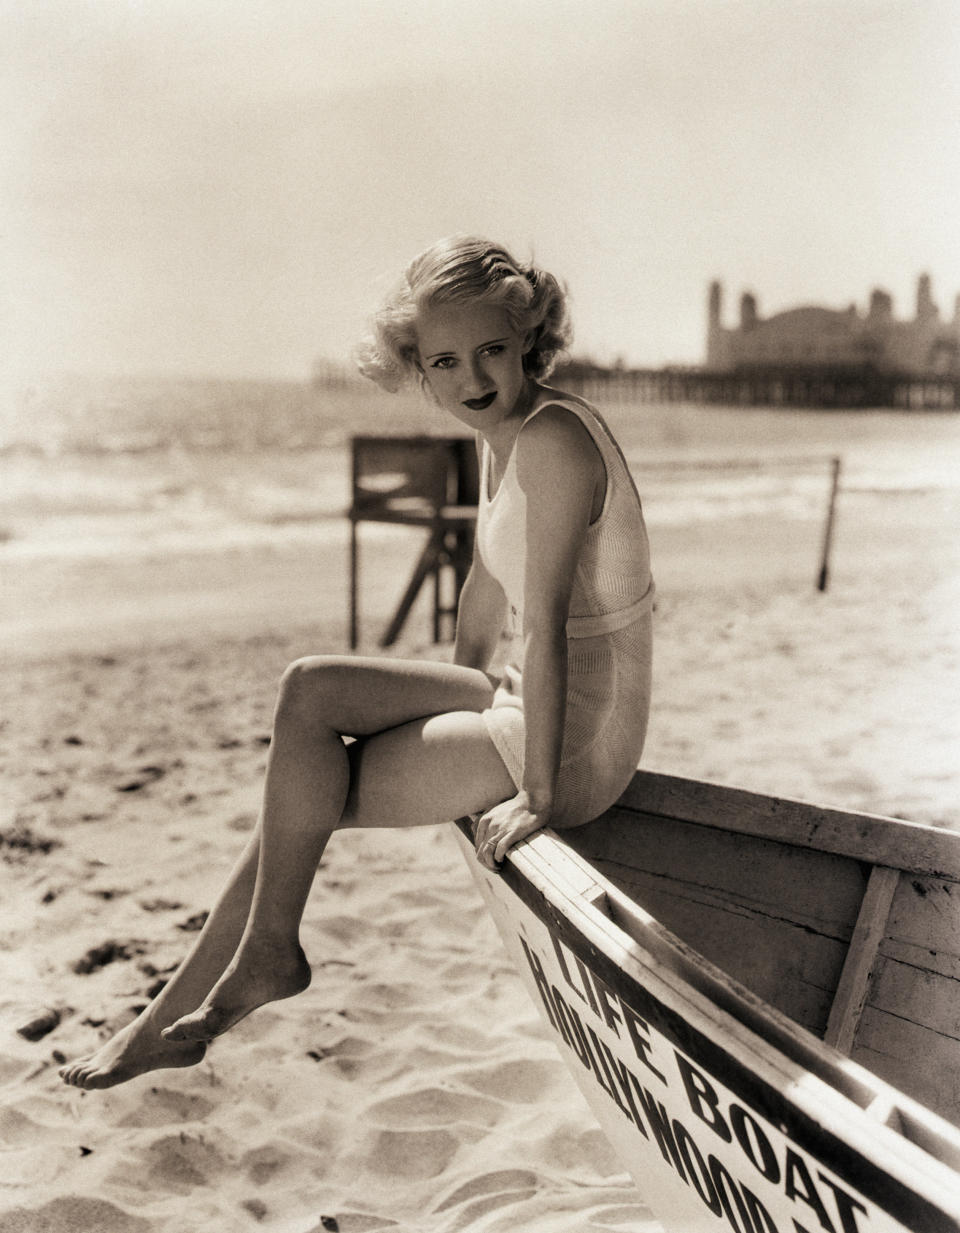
[{"left": 477, "top": 394, "right": 654, "bottom": 826}]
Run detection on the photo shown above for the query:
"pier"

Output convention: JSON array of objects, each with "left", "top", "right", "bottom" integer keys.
[{"left": 562, "top": 364, "right": 960, "bottom": 410}]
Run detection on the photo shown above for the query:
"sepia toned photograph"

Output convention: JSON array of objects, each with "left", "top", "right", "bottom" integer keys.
[{"left": 2, "top": 2, "right": 958, "bottom": 1230}]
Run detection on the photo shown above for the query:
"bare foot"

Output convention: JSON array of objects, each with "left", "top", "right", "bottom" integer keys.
[
  {"left": 161, "top": 941, "right": 311, "bottom": 1043},
  {"left": 59, "top": 1014, "right": 206, "bottom": 1090}
]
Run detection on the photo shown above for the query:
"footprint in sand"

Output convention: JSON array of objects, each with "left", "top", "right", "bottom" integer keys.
[
  {"left": 71, "top": 939, "right": 147, "bottom": 974},
  {"left": 240, "top": 1142, "right": 298, "bottom": 1185},
  {"left": 0, "top": 1196, "right": 151, "bottom": 1233},
  {"left": 0, "top": 825, "right": 61, "bottom": 860},
  {"left": 588, "top": 1199, "right": 660, "bottom": 1227},
  {"left": 539, "top": 1122, "right": 625, "bottom": 1181},
  {"left": 366, "top": 1086, "right": 503, "bottom": 1131},
  {"left": 433, "top": 1167, "right": 540, "bottom": 1207},
  {"left": 306, "top": 1035, "right": 375, "bottom": 1071},
  {"left": 364, "top": 1126, "right": 460, "bottom": 1181},
  {"left": 138, "top": 897, "right": 184, "bottom": 912},
  {"left": 431, "top": 1168, "right": 541, "bottom": 1219},
  {"left": 135, "top": 1131, "right": 229, "bottom": 1196},
  {"left": 309, "top": 1216, "right": 399, "bottom": 1232},
  {"left": 427, "top": 1021, "right": 501, "bottom": 1054},
  {"left": 454, "top": 1056, "right": 565, "bottom": 1104},
  {"left": 115, "top": 1086, "right": 215, "bottom": 1129},
  {"left": 0, "top": 1103, "right": 61, "bottom": 1147},
  {"left": 116, "top": 765, "right": 167, "bottom": 793},
  {"left": 315, "top": 912, "right": 377, "bottom": 946}
]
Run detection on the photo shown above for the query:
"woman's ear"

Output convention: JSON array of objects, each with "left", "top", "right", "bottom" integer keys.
[{"left": 522, "top": 327, "right": 538, "bottom": 355}]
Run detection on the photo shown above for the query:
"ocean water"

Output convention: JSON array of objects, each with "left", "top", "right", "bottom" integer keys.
[
  {"left": 0, "top": 374, "right": 424, "bottom": 558},
  {"left": 2, "top": 372, "right": 958, "bottom": 560}
]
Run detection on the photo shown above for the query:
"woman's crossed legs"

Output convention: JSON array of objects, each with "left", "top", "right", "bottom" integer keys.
[{"left": 59, "top": 656, "right": 516, "bottom": 1090}]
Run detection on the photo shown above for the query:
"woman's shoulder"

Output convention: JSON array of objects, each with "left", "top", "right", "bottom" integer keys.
[
  {"left": 522, "top": 385, "right": 596, "bottom": 426},
  {"left": 519, "top": 389, "right": 605, "bottom": 453},
  {"left": 520, "top": 396, "right": 593, "bottom": 445},
  {"left": 514, "top": 394, "right": 606, "bottom": 493},
  {"left": 527, "top": 384, "right": 597, "bottom": 418}
]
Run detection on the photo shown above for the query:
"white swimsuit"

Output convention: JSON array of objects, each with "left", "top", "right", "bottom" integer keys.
[{"left": 477, "top": 394, "right": 654, "bottom": 826}]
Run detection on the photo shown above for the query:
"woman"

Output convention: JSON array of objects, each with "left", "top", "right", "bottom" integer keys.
[{"left": 59, "top": 235, "right": 653, "bottom": 1089}]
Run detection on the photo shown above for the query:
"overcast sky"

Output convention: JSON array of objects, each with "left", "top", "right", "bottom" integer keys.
[{"left": 3, "top": 0, "right": 959, "bottom": 380}]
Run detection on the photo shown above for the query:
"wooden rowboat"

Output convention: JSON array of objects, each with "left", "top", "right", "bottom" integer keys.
[{"left": 454, "top": 770, "right": 960, "bottom": 1233}]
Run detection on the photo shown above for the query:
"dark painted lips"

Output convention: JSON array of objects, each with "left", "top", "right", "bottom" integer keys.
[{"left": 463, "top": 392, "right": 497, "bottom": 411}]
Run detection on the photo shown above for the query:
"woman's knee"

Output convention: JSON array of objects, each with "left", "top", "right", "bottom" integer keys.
[{"left": 274, "top": 655, "right": 351, "bottom": 731}]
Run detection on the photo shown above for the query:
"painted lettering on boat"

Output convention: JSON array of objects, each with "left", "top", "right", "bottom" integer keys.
[{"left": 517, "top": 929, "right": 885, "bottom": 1233}]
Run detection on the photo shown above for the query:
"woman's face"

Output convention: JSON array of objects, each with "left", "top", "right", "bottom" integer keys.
[{"left": 416, "top": 299, "right": 533, "bottom": 432}]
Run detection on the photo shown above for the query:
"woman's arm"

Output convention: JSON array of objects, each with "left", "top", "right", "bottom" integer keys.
[
  {"left": 453, "top": 549, "right": 508, "bottom": 672},
  {"left": 474, "top": 405, "right": 603, "bottom": 868}
]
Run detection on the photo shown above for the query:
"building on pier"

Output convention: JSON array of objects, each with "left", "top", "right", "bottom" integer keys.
[{"left": 707, "top": 275, "right": 960, "bottom": 376}]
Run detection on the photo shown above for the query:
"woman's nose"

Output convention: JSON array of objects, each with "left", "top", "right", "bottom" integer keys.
[{"left": 464, "top": 357, "right": 488, "bottom": 392}]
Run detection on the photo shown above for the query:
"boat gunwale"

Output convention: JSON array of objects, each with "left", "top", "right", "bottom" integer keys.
[{"left": 605, "top": 770, "right": 960, "bottom": 883}]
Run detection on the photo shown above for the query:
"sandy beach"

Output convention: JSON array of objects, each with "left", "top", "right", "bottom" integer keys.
[{"left": 2, "top": 402, "right": 959, "bottom": 1233}]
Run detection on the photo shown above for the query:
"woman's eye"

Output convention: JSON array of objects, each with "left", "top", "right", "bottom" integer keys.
[
  {"left": 431, "top": 357, "right": 455, "bottom": 370},
  {"left": 482, "top": 345, "right": 504, "bottom": 357}
]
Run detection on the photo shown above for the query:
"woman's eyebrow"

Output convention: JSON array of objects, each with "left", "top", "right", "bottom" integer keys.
[{"left": 426, "top": 336, "right": 510, "bottom": 360}]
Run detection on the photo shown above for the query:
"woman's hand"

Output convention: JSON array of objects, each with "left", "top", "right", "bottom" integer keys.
[{"left": 474, "top": 792, "right": 550, "bottom": 870}]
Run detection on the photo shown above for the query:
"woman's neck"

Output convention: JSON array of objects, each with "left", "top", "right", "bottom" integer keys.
[
  {"left": 481, "top": 380, "right": 544, "bottom": 495},
  {"left": 481, "top": 379, "right": 540, "bottom": 456}
]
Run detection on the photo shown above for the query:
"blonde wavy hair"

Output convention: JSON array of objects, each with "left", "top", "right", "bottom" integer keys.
[{"left": 355, "top": 235, "right": 572, "bottom": 392}]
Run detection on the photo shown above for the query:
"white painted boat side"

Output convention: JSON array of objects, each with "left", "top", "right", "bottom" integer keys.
[{"left": 454, "top": 821, "right": 960, "bottom": 1233}]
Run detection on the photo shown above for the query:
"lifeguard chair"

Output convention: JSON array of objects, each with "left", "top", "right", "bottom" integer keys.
[{"left": 348, "top": 436, "right": 479, "bottom": 648}]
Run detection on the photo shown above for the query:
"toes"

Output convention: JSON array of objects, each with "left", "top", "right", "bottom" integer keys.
[
  {"left": 59, "top": 1060, "right": 107, "bottom": 1089},
  {"left": 59, "top": 1058, "right": 88, "bottom": 1084}
]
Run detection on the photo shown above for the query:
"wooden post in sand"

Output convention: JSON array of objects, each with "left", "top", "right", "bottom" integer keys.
[{"left": 817, "top": 455, "right": 842, "bottom": 592}]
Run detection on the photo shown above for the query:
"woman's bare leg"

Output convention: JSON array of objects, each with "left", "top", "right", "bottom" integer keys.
[
  {"left": 61, "top": 656, "right": 511, "bottom": 1084},
  {"left": 162, "top": 655, "right": 513, "bottom": 1044},
  {"left": 59, "top": 831, "right": 261, "bottom": 1087}
]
